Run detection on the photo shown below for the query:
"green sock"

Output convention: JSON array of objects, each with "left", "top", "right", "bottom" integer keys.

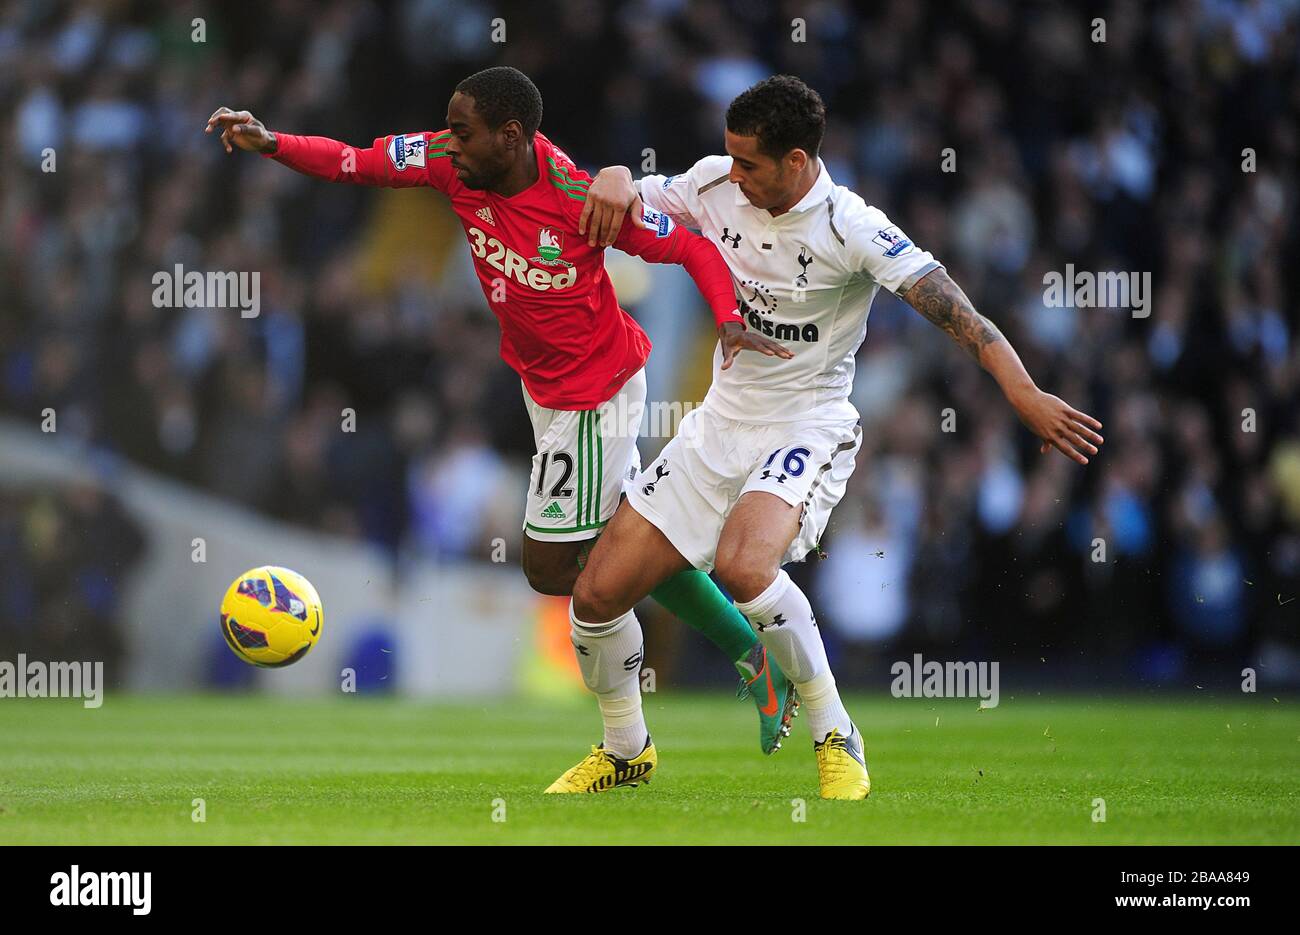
[{"left": 650, "top": 569, "right": 759, "bottom": 675}]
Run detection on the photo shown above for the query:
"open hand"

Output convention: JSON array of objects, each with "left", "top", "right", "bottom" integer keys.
[
  {"left": 1012, "top": 388, "right": 1104, "bottom": 465},
  {"left": 719, "top": 320, "right": 795, "bottom": 370},
  {"left": 578, "top": 166, "right": 645, "bottom": 247},
  {"left": 205, "top": 107, "right": 276, "bottom": 154}
]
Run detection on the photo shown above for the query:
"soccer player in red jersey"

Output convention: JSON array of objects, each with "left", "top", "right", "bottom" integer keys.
[{"left": 207, "top": 67, "right": 800, "bottom": 776}]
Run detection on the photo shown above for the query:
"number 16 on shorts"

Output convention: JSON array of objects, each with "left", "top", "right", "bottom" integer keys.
[{"left": 755, "top": 446, "right": 811, "bottom": 487}]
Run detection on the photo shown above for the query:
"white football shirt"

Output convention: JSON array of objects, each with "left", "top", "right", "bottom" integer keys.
[{"left": 640, "top": 156, "right": 941, "bottom": 422}]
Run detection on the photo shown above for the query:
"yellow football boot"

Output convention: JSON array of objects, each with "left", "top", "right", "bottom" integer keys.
[
  {"left": 544, "top": 738, "right": 657, "bottom": 793},
  {"left": 813, "top": 725, "right": 871, "bottom": 800}
]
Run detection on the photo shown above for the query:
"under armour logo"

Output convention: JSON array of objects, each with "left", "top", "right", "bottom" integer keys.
[
  {"left": 720, "top": 228, "right": 742, "bottom": 248},
  {"left": 760, "top": 470, "right": 788, "bottom": 484},
  {"left": 623, "top": 646, "right": 644, "bottom": 671},
  {"left": 641, "top": 461, "right": 670, "bottom": 496},
  {"left": 757, "top": 613, "right": 787, "bottom": 632},
  {"left": 575, "top": 644, "right": 591, "bottom": 656},
  {"left": 795, "top": 247, "right": 814, "bottom": 286}
]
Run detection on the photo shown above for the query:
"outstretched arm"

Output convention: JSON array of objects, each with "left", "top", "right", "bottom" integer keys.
[
  {"left": 901, "top": 267, "right": 1104, "bottom": 464},
  {"left": 205, "top": 107, "right": 446, "bottom": 188}
]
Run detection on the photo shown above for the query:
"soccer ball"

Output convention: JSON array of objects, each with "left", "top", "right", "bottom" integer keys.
[{"left": 218, "top": 566, "right": 323, "bottom": 667}]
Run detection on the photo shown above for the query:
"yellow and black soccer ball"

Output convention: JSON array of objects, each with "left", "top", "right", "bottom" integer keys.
[{"left": 219, "top": 566, "right": 323, "bottom": 667}]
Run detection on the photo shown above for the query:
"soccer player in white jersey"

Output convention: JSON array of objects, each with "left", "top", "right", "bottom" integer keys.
[{"left": 544, "top": 76, "right": 1104, "bottom": 799}]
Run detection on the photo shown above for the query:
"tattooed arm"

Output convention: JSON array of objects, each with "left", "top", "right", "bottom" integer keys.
[
  {"left": 901, "top": 267, "right": 1105, "bottom": 465},
  {"left": 901, "top": 267, "right": 1006, "bottom": 364}
]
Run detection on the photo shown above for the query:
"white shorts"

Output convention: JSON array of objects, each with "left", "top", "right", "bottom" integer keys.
[
  {"left": 522, "top": 369, "right": 645, "bottom": 542},
  {"left": 625, "top": 403, "right": 862, "bottom": 571}
]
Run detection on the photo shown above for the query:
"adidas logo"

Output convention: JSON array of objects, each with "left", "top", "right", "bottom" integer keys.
[
  {"left": 476, "top": 205, "right": 496, "bottom": 226},
  {"left": 541, "top": 501, "right": 566, "bottom": 519}
]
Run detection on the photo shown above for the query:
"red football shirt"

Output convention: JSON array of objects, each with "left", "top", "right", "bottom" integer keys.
[{"left": 268, "top": 130, "right": 742, "bottom": 409}]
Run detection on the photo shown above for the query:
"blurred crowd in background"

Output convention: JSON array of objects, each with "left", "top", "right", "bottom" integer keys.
[{"left": 1, "top": 0, "right": 1297, "bottom": 684}]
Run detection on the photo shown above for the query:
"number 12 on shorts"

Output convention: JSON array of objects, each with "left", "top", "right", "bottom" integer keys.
[{"left": 536, "top": 451, "right": 575, "bottom": 499}]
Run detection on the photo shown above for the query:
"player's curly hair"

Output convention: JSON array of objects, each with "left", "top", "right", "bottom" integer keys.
[
  {"left": 456, "top": 66, "right": 543, "bottom": 139},
  {"left": 726, "top": 75, "right": 826, "bottom": 161}
]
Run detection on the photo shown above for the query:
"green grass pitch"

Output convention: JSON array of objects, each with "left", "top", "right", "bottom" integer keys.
[{"left": 0, "top": 693, "right": 1296, "bottom": 844}]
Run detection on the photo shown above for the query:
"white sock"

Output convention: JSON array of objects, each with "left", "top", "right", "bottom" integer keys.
[
  {"left": 596, "top": 694, "right": 646, "bottom": 760},
  {"left": 798, "top": 670, "right": 853, "bottom": 744},
  {"left": 569, "top": 601, "right": 648, "bottom": 759},
  {"left": 734, "top": 570, "right": 852, "bottom": 741}
]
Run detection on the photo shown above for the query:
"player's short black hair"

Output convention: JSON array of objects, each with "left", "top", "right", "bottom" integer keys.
[
  {"left": 455, "top": 66, "right": 543, "bottom": 139},
  {"left": 726, "top": 75, "right": 826, "bottom": 161}
]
